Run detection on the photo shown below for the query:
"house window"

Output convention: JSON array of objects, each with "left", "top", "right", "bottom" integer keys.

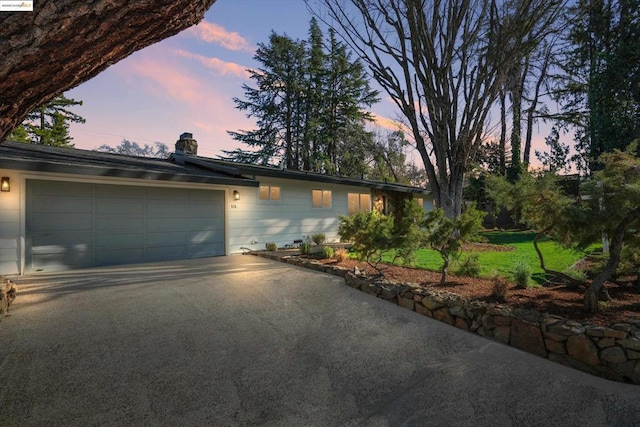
[
  {"left": 312, "top": 189, "right": 332, "bottom": 208},
  {"left": 348, "top": 193, "right": 371, "bottom": 214},
  {"left": 259, "top": 185, "right": 281, "bottom": 201}
]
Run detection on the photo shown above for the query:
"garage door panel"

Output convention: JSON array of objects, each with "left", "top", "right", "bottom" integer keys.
[
  {"left": 189, "top": 243, "right": 224, "bottom": 257},
  {"left": 96, "top": 200, "right": 144, "bottom": 215},
  {"left": 146, "top": 245, "right": 187, "bottom": 261},
  {"left": 26, "top": 180, "right": 225, "bottom": 272},
  {"left": 146, "top": 203, "right": 187, "bottom": 217},
  {"left": 95, "top": 185, "right": 145, "bottom": 199},
  {"left": 31, "top": 197, "right": 93, "bottom": 214},
  {"left": 147, "top": 187, "right": 187, "bottom": 200},
  {"left": 96, "top": 248, "right": 145, "bottom": 265},
  {"left": 189, "top": 189, "right": 224, "bottom": 202},
  {"left": 96, "top": 233, "right": 145, "bottom": 249},
  {"left": 146, "top": 217, "right": 187, "bottom": 232},
  {"left": 96, "top": 218, "right": 145, "bottom": 231},
  {"left": 188, "top": 218, "right": 224, "bottom": 231},
  {"left": 188, "top": 230, "right": 224, "bottom": 244},
  {"left": 29, "top": 181, "right": 93, "bottom": 197},
  {"left": 189, "top": 203, "right": 223, "bottom": 217},
  {"left": 29, "top": 215, "right": 93, "bottom": 232},
  {"left": 145, "top": 231, "right": 187, "bottom": 247}
]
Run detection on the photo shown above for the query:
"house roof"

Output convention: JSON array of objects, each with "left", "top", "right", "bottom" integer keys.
[
  {"left": 0, "top": 141, "right": 430, "bottom": 195},
  {"left": 172, "top": 154, "right": 431, "bottom": 195},
  {"left": 0, "top": 141, "right": 258, "bottom": 187}
]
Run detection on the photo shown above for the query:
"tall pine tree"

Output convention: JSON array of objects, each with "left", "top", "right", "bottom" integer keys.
[
  {"left": 555, "top": 0, "right": 640, "bottom": 173},
  {"left": 7, "top": 94, "right": 85, "bottom": 147},
  {"left": 225, "top": 20, "right": 379, "bottom": 173}
]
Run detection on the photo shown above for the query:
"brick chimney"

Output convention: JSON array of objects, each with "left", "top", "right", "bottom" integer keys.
[{"left": 175, "top": 132, "right": 198, "bottom": 156}]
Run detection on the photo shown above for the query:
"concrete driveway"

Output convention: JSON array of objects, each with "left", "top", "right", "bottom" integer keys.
[{"left": 2, "top": 255, "right": 640, "bottom": 426}]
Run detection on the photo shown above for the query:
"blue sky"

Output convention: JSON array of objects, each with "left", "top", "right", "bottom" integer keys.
[{"left": 66, "top": 0, "right": 550, "bottom": 163}]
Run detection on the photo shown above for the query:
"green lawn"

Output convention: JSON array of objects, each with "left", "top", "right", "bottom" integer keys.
[{"left": 381, "top": 231, "right": 591, "bottom": 284}]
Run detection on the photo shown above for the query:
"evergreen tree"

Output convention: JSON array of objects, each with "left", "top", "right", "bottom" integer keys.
[
  {"left": 225, "top": 32, "right": 306, "bottom": 167},
  {"left": 8, "top": 94, "right": 84, "bottom": 147},
  {"left": 96, "top": 140, "right": 170, "bottom": 158},
  {"left": 555, "top": 0, "right": 640, "bottom": 173},
  {"left": 225, "top": 20, "right": 379, "bottom": 173}
]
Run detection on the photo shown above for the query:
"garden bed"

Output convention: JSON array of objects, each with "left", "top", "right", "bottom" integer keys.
[{"left": 333, "top": 259, "right": 640, "bottom": 327}]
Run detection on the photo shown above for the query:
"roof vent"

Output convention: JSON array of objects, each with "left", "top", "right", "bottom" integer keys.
[{"left": 175, "top": 132, "right": 198, "bottom": 156}]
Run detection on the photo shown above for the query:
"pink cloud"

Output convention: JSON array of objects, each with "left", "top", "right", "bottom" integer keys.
[
  {"left": 371, "top": 113, "right": 403, "bottom": 131},
  {"left": 174, "top": 49, "right": 250, "bottom": 79},
  {"left": 187, "top": 21, "right": 254, "bottom": 53}
]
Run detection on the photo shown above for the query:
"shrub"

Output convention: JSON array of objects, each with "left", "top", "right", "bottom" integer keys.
[
  {"left": 455, "top": 253, "right": 481, "bottom": 277},
  {"left": 300, "top": 242, "right": 311, "bottom": 255},
  {"left": 335, "top": 248, "right": 348, "bottom": 262},
  {"left": 265, "top": 242, "right": 277, "bottom": 251},
  {"left": 338, "top": 202, "right": 424, "bottom": 274},
  {"left": 322, "top": 246, "right": 335, "bottom": 259},
  {"left": 490, "top": 275, "right": 509, "bottom": 302},
  {"left": 512, "top": 261, "right": 532, "bottom": 289},
  {"left": 311, "top": 233, "right": 326, "bottom": 246}
]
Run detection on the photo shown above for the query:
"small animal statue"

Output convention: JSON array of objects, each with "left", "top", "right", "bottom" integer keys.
[{"left": 0, "top": 278, "right": 17, "bottom": 316}]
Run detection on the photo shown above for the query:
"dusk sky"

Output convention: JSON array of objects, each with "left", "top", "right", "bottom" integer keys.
[{"left": 66, "top": 0, "right": 551, "bottom": 163}]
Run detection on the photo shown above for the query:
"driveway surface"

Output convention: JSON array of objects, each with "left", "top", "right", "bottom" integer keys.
[{"left": 2, "top": 255, "right": 640, "bottom": 426}]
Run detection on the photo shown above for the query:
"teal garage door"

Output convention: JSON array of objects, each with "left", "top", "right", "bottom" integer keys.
[{"left": 26, "top": 180, "right": 225, "bottom": 272}]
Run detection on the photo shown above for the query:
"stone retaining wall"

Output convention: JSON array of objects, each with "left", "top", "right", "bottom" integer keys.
[{"left": 260, "top": 253, "right": 640, "bottom": 384}]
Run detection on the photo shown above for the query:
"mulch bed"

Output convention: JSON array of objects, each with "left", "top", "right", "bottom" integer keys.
[{"left": 325, "top": 258, "right": 640, "bottom": 327}]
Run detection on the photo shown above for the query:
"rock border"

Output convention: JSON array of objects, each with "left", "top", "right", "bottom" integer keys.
[{"left": 255, "top": 252, "right": 640, "bottom": 384}]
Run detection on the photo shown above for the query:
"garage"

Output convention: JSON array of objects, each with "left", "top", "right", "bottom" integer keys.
[{"left": 26, "top": 179, "right": 225, "bottom": 272}]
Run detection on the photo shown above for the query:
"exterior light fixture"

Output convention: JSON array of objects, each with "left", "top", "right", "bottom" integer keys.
[
  {"left": 233, "top": 190, "right": 240, "bottom": 201},
  {"left": 1, "top": 177, "right": 9, "bottom": 192}
]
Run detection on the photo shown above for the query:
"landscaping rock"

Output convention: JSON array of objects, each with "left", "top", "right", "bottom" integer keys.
[
  {"left": 379, "top": 285, "right": 400, "bottom": 301},
  {"left": 433, "top": 308, "right": 454, "bottom": 325},
  {"left": 603, "top": 329, "right": 628, "bottom": 339},
  {"left": 511, "top": 320, "right": 547, "bottom": 357},
  {"left": 415, "top": 304, "right": 433, "bottom": 318},
  {"left": 600, "top": 346, "right": 627, "bottom": 364},
  {"left": 454, "top": 318, "right": 469, "bottom": 331},
  {"left": 513, "top": 308, "right": 541, "bottom": 325},
  {"left": 618, "top": 339, "right": 640, "bottom": 351},
  {"left": 585, "top": 326, "right": 607, "bottom": 337},
  {"left": 397, "top": 296, "right": 415, "bottom": 310},
  {"left": 449, "top": 305, "right": 467, "bottom": 319},
  {"left": 612, "top": 323, "right": 632, "bottom": 333},
  {"left": 493, "top": 325, "right": 510, "bottom": 344},
  {"left": 567, "top": 334, "right": 600, "bottom": 366},
  {"left": 493, "top": 315, "right": 513, "bottom": 326},
  {"left": 596, "top": 337, "right": 616, "bottom": 349},
  {"left": 627, "top": 350, "right": 640, "bottom": 360},
  {"left": 421, "top": 296, "right": 444, "bottom": 311},
  {"left": 545, "top": 339, "right": 566, "bottom": 354}
]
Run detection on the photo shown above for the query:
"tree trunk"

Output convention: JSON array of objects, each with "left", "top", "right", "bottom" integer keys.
[
  {"left": 584, "top": 214, "right": 635, "bottom": 312},
  {"left": 499, "top": 90, "right": 507, "bottom": 177},
  {"left": 440, "top": 256, "right": 449, "bottom": 285},
  {"left": 0, "top": 0, "right": 216, "bottom": 142}
]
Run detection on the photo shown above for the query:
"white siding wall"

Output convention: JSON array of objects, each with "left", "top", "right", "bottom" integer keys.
[
  {"left": 228, "top": 177, "right": 369, "bottom": 253},
  {"left": 0, "top": 170, "right": 22, "bottom": 275}
]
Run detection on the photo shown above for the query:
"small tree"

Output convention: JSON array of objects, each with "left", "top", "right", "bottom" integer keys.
[
  {"left": 578, "top": 147, "right": 640, "bottom": 311},
  {"left": 338, "top": 200, "right": 424, "bottom": 275},
  {"left": 423, "top": 204, "right": 485, "bottom": 285}
]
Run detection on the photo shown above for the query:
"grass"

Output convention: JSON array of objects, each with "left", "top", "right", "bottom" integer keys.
[{"left": 380, "top": 231, "right": 592, "bottom": 284}]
